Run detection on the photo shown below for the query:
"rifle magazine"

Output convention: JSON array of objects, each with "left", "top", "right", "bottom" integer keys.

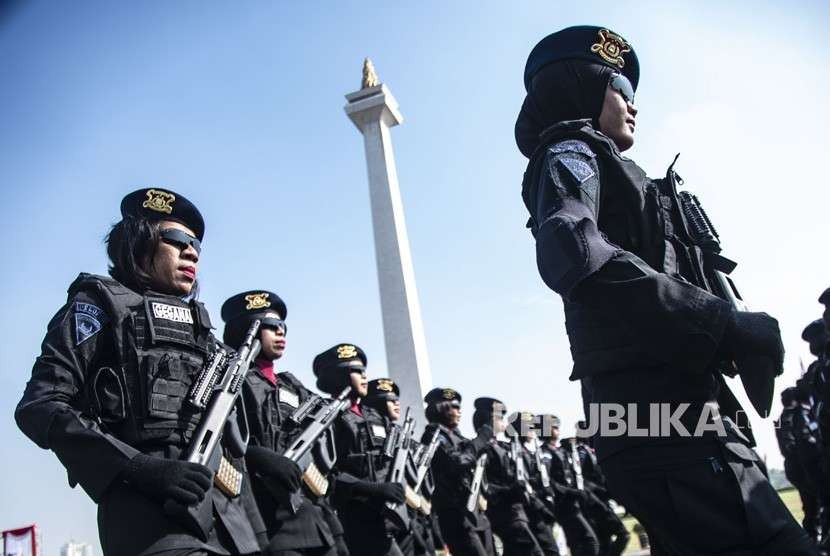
[
  {"left": 214, "top": 456, "right": 243, "bottom": 498},
  {"left": 404, "top": 485, "right": 421, "bottom": 510},
  {"left": 302, "top": 461, "right": 329, "bottom": 497}
]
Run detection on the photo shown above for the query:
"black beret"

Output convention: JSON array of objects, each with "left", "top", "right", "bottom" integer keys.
[
  {"left": 524, "top": 26, "right": 639, "bottom": 93},
  {"left": 366, "top": 378, "right": 400, "bottom": 401},
  {"left": 424, "top": 387, "right": 461, "bottom": 405},
  {"left": 802, "top": 319, "right": 826, "bottom": 343},
  {"left": 121, "top": 187, "right": 205, "bottom": 241},
  {"left": 819, "top": 288, "right": 830, "bottom": 306},
  {"left": 473, "top": 397, "right": 507, "bottom": 415},
  {"left": 312, "top": 343, "right": 367, "bottom": 377},
  {"left": 221, "top": 290, "right": 287, "bottom": 324}
]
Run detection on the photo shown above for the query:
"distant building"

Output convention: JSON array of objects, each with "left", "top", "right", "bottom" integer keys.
[{"left": 60, "top": 541, "right": 92, "bottom": 556}]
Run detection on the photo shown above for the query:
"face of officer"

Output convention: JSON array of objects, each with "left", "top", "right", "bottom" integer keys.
[
  {"left": 350, "top": 369, "right": 369, "bottom": 397},
  {"left": 598, "top": 82, "right": 637, "bottom": 152},
  {"left": 548, "top": 424, "right": 560, "bottom": 443},
  {"left": 387, "top": 399, "right": 401, "bottom": 421},
  {"left": 493, "top": 414, "right": 507, "bottom": 434},
  {"left": 148, "top": 220, "right": 199, "bottom": 296},
  {"left": 259, "top": 311, "right": 287, "bottom": 360},
  {"left": 446, "top": 401, "right": 462, "bottom": 428}
]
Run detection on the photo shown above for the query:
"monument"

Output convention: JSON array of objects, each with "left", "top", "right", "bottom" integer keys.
[{"left": 344, "top": 59, "right": 433, "bottom": 423}]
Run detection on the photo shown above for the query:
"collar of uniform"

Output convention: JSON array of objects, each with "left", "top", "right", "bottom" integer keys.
[
  {"left": 255, "top": 357, "right": 278, "bottom": 386},
  {"left": 349, "top": 400, "right": 362, "bottom": 416}
]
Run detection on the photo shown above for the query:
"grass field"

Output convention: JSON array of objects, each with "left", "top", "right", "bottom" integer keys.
[{"left": 620, "top": 488, "right": 805, "bottom": 554}]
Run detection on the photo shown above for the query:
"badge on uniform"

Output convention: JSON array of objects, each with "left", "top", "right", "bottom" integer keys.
[
  {"left": 371, "top": 424, "right": 387, "bottom": 439},
  {"left": 278, "top": 387, "right": 300, "bottom": 408},
  {"left": 74, "top": 302, "right": 108, "bottom": 345}
]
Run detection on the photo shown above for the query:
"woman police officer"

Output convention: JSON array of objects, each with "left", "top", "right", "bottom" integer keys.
[{"left": 16, "top": 188, "right": 262, "bottom": 556}]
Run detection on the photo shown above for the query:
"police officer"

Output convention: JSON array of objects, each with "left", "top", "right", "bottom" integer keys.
[
  {"left": 572, "top": 434, "right": 629, "bottom": 556},
  {"left": 472, "top": 400, "right": 543, "bottom": 556},
  {"left": 799, "top": 320, "right": 827, "bottom": 403},
  {"left": 509, "top": 411, "right": 563, "bottom": 556},
  {"left": 313, "top": 344, "right": 406, "bottom": 556},
  {"left": 776, "top": 387, "right": 823, "bottom": 542},
  {"left": 423, "top": 387, "right": 496, "bottom": 556},
  {"left": 536, "top": 416, "right": 598, "bottom": 556},
  {"left": 222, "top": 290, "right": 338, "bottom": 556},
  {"left": 16, "top": 188, "right": 262, "bottom": 555},
  {"left": 515, "top": 26, "right": 814, "bottom": 554},
  {"left": 363, "top": 378, "right": 418, "bottom": 556}
]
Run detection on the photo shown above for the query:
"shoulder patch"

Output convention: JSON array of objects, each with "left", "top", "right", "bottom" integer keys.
[
  {"left": 550, "top": 140, "right": 595, "bottom": 158},
  {"left": 74, "top": 302, "right": 108, "bottom": 345},
  {"left": 558, "top": 157, "right": 596, "bottom": 184}
]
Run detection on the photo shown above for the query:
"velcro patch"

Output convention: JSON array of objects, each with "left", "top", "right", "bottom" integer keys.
[
  {"left": 550, "top": 140, "right": 595, "bottom": 158},
  {"left": 278, "top": 387, "right": 300, "bottom": 408},
  {"left": 75, "top": 302, "right": 107, "bottom": 345},
  {"left": 558, "top": 157, "right": 596, "bottom": 184},
  {"left": 151, "top": 302, "right": 194, "bottom": 324},
  {"left": 371, "top": 424, "right": 387, "bottom": 439}
]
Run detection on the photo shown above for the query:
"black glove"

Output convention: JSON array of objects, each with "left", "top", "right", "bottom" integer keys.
[
  {"left": 122, "top": 453, "right": 212, "bottom": 505},
  {"left": 510, "top": 482, "right": 528, "bottom": 501},
  {"left": 471, "top": 425, "right": 494, "bottom": 453},
  {"left": 720, "top": 311, "right": 784, "bottom": 374},
  {"left": 352, "top": 481, "right": 405, "bottom": 504},
  {"left": 246, "top": 445, "right": 302, "bottom": 492}
]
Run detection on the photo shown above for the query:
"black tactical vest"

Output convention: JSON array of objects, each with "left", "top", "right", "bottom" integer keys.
[
  {"left": 523, "top": 120, "right": 717, "bottom": 375},
  {"left": 70, "top": 273, "right": 215, "bottom": 452}
]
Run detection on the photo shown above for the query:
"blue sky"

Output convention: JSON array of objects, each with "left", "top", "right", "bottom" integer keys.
[{"left": 2, "top": 1, "right": 829, "bottom": 552}]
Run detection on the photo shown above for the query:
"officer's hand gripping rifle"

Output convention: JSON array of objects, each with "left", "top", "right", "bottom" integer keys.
[
  {"left": 279, "top": 386, "right": 353, "bottom": 513},
  {"left": 409, "top": 426, "right": 440, "bottom": 515},
  {"left": 164, "top": 319, "right": 262, "bottom": 539},
  {"left": 679, "top": 190, "right": 777, "bottom": 416},
  {"left": 384, "top": 407, "right": 416, "bottom": 530}
]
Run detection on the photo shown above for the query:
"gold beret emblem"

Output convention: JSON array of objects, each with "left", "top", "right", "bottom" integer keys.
[
  {"left": 442, "top": 388, "right": 457, "bottom": 400},
  {"left": 244, "top": 293, "right": 271, "bottom": 311},
  {"left": 142, "top": 189, "right": 176, "bottom": 215},
  {"left": 337, "top": 344, "right": 358, "bottom": 359},
  {"left": 590, "top": 29, "right": 630, "bottom": 69},
  {"left": 377, "top": 379, "right": 394, "bottom": 392}
]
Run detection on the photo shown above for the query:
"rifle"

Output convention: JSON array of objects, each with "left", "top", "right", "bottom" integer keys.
[
  {"left": 466, "top": 453, "right": 488, "bottom": 516},
  {"left": 384, "top": 408, "right": 416, "bottom": 529},
  {"left": 164, "top": 319, "right": 262, "bottom": 539},
  {"left": 531, "top": 438, "right": 556, "bottom": 513},
  {"left": 678, "top": 188, "right": 776, "bottom": 417},
  {"left": 510, "top": 434, "right": 534, "bottom": 500},
  {"left": 568, "top": 439, "right": 584, "bottom": 491},
  {"left": 279, "top": 386, "right": 352, "bottom": 512},
  {"left": 408, "top": 427, "right": 440, "bottom": 515}
]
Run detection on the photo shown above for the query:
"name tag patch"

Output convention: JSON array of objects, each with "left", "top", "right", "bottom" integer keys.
[
  {"left": 278, "top": 388, "right": 299, "bottom": 408},
  {"left": 74, "top": 302, "right": 108, "bottom": 345},
  {"left": 372, "top": 424, "right": 387, "bottom": 439},
  {"left": 152, "top": 302, "right": 194, "bottom": 324}
]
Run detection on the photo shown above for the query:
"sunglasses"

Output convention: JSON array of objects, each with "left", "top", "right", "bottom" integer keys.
[
  {"left": 160, "top": 228, "right": 202, "bottom": 254},
  {"left": 261, "top": 316, "right": 288, "bottom": 335},
  {"left": 609, "top": 73, "right": 635, "bottom": 104}
]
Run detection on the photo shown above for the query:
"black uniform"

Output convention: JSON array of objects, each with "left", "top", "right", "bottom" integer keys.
[
  {"left": 520, "top": 444, "right": 560, "bottom": 556},
  {"left": 573, "top": 443, "right": 629, "bottom": 556},
  {"left": 330, "top": 403, "right": 404, "bottom": 556},
  {"left": 424, "top": 423, "right": 496, "bottom": 556},
  {"left": 483, "top": 440, "right": 543, "bottom": 556},
  {"left": 776, "top": 395, "right": 822, "bottom": 541},
  {"left": 540, "top": 441, "right": 598, "bottom": 556},
  {"left": 517, "top": 25, "right": 814, "bottom": 555},
  {"left": 241, "top": 366, "right": 336, "bottom": 555},
  {"left": 16, "top": 274, "right": 262, "bottom": 555}
]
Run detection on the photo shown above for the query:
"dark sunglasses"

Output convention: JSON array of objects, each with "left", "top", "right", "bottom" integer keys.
[
  {"left": 609, "top": 73, "right": 635, "bottom": 104},
  {"left": 160, "top": 228, "right": 202, "bottom": 254},
  {"left": 260, "top": 316, "right": 287, "bottom": 335}
]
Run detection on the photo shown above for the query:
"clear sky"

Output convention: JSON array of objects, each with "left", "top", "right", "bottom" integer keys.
[{"left": 1, "top": 1, "right": 829, "bottom": 552}]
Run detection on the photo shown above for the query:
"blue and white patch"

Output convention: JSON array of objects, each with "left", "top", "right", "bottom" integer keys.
[
  {"left": 558, "top": 157, "right": 596, "bottom": 184},
  {"left": 74, "top": 302, "right": 108, "bottom": 345},
  {"left": 549, "top": 140, "right": 595, "bottom": 158}
]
